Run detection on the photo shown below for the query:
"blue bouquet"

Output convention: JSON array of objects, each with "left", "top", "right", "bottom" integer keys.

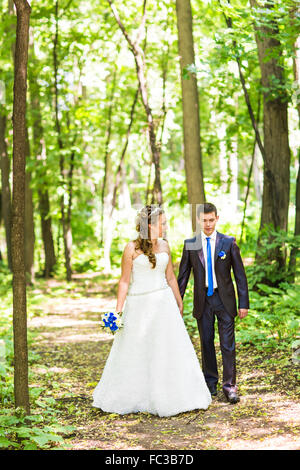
[{"left": 100, "top": 311, "right": 123, "bottom": 334}]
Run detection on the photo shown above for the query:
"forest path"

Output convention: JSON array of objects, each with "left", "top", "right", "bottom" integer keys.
[{"left": 28, "top": 273, "right": 300, "bottom": 450}]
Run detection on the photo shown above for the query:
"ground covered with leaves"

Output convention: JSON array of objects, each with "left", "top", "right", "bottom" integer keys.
[{"left": 23, "top": 272, "right": 300, "bottom": 450}]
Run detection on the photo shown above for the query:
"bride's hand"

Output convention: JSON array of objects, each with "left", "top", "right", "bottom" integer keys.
[{"left": 178, "top": 302, "right": 183, "bottom": 317}]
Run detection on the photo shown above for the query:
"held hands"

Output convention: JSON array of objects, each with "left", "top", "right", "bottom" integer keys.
[
  {"left": 238, "top": 308, "right": 248, "bottom": 319},
  {"left": 178, "top": 301, "right": 183, "bottom": 317}
]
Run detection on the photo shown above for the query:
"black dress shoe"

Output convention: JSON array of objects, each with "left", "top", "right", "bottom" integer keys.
[
  {"left": 208, "top": 386, "right": 217, "bottom": 396},
  {"left": 227, "top": 391, "right": 240, "bottom": 404}
]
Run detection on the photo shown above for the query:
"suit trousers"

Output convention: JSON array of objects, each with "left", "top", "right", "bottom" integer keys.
[{"left": 196, "top": 290, "right": 237, "bottom": 396}]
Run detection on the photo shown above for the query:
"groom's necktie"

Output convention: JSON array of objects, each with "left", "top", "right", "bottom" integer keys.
[{"left": 206, "top": 237, "right": 214, "bottom": 296}]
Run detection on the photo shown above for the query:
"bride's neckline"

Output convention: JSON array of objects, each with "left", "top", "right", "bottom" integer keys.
[{"left": 133, "top": 252, "right": 169, "bottom": 262}]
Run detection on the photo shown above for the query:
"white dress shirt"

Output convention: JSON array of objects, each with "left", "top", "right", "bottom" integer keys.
[{"left": 201, "top": 230, "right": 218, "bottom": 289}]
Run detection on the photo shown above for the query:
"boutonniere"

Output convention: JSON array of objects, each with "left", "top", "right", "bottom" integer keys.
[{"left": 218, "top": 250, "right": 226, "bottom": 260}]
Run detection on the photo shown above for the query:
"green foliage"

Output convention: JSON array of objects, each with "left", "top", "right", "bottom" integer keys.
[
  {"left": 236, "top": 281, "right": 300, "bottom": 351},
  {"left": 0, "top": 404, "right": 74, "bottom": 450},
  {"left": 0, "top": 353, "right": 75, "bottom": 450},
  {"left": 0, "top": 274, "right": 75, "bottom": 450},
  {"left": 182, "top": 270, "right": 299, "bottom": 352},
  {"left": 246, "top": 226, "right": 300, "bottom": 287}
]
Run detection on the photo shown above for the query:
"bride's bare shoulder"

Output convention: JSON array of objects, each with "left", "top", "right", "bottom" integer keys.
[
  {"left": 160, "top": 239, "right": 170, "bottom": 252},
  {"left": 123, "top": 240, "right": 138, "bottom": 256}
]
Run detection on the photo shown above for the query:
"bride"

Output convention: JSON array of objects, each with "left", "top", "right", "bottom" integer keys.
[{"left": 92, "top": 205, "right": 212, "bottom": 417}]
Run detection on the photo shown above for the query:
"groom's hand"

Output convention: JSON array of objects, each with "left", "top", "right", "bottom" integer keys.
[{"left": 238, "top": 308, "right": 248, "bottom": 319}]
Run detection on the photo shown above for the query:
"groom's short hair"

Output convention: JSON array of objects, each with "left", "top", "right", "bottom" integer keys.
[{"left": 197, "top": 203, "right": 217, "bottom": 218}]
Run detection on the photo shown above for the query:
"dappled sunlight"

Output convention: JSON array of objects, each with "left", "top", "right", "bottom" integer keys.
[
  {"left": 24, "top": 275, "right": 300, "bottom": 450},
  {"left": 32, "top": 366, "right": 71, "bottom": 375}
]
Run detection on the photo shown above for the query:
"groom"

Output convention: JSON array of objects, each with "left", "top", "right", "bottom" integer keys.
[{"left": 177, "top": 203, "right": 249, "bottom": 404}]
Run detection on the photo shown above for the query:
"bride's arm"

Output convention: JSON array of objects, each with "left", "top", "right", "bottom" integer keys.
[
  {"left": 115, "top": 242, "right": 134, "bottom": 312},
  {"left": 164, "top": 241, "right": 184, "bottom": 316}
]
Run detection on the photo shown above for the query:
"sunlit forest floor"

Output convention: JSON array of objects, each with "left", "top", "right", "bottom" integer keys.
[{"left": 27, "top": 273, "right": 300, "bottom": 450}]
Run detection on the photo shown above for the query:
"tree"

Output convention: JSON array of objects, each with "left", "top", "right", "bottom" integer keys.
[
  {"left": 250, "top": 0, "right": 291, "bottom": 271},
  {"left": 289, "top": 5, "right": 300, "bottom": 279},
  {"left": 11, "top": 0, "right": 31, "bottom": 414},
  {"left": 53, "top": 0, "right": 72, "bottom": 281},
  {"left": 0, "top": 110, "right": 12, "bottom": 269},
  {"left": 108, "top": 0, "right": 163, "bottom": 205},
  {"left": 175, "top": 0, "right": 205, "bottom": 229},
  {"left": 28, "top": 29, "right": 56, "bottom": 278}
]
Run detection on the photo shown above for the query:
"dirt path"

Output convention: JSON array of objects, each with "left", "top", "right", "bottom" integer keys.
[{"left": 28, "top": 274, "right": 300, "bottom": 450}]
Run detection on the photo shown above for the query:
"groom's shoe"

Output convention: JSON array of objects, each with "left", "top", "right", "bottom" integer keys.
[
  {"left": 208, "top": 385, "right": 217, "bottom": 396},
  {"left": 226, "top": 390, "right": 240, "bottom": 404}
]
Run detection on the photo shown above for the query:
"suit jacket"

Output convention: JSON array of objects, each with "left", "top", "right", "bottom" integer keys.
[{"left": 177, "top": 231, "right": 249, "bottom": 319}]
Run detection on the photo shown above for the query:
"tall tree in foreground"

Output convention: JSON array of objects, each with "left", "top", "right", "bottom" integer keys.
[
  {"left": 11, "top": 0, "right": 31, "bottom": 414},
  {"left": 176, "top": 0, "right": 205, "bottom": 230}
]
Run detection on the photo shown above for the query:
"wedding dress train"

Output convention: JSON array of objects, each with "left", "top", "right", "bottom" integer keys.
[{"left": 92, "top": 251, "right": 212, "bottom": 417}]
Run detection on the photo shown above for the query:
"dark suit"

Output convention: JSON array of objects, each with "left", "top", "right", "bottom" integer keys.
[{"left": 177, "top": 231, "right": 249, "bottom": 395}]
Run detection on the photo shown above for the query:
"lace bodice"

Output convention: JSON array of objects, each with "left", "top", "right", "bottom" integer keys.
[{"left": 127, "top": 252, "right": 169, "bottom": 295}]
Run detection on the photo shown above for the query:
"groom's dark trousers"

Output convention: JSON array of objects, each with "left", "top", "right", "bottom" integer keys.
[{"left": 177, "top": 232, "right": 249, "bottom": 397}]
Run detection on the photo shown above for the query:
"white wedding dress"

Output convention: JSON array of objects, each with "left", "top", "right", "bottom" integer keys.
[{"left": 92, "top": 252, "right": 212, "bottom": 417}]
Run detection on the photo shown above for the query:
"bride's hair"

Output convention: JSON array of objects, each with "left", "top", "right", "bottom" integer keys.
[{"left": 134, "top": 205, "right": 165, "bottom": 269}]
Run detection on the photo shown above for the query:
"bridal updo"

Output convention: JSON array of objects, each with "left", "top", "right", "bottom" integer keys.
[{"left": 134, "top": 205, "right": 165, "bottom": 269}]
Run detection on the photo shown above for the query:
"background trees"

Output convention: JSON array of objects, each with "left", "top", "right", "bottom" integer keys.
[
  {"left": 0, "top": 0, "right": 299, "bottom": 447},
  {"left": 0, "top": 0, "right": 298, "bottom": 282}
]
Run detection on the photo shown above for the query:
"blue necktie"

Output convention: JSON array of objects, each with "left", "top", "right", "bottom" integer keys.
[{"left": 206, "top": 237, "right": 214, "bottom": 296}]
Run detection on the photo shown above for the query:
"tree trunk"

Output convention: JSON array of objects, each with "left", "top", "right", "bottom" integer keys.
[
  {"left": 289, "top": 27, "right": 300, "bottom": 278},
  {"left": 250, "top": 0, "right": 291, "bottom": 270},
  {"left": 100, "top": 69, "right": 117, "bottom": 246},
  {"left": 240, "top": 92, "right": 262, "bottom": 244},
  {"left": 12, "top": 0, "right": 31, "bottom": 415},
  {"left": 0, "top": 111, "right": 12, "bottom": 269},
  {"left": 9, "top": 0, "right": 34, "bottom": 284},
  {"left": 176, "top": 0, "right": 205, "bottom": 230},
  {"left": 108, "top": 0, "right": 163, "bottom": 205},
  {"left": 53, "top": 0, "right": 72, "bottom": 281},
  {"left": 24, "top": 127, "right": 35, "bottom": 285},
  {"left": 103, "top": 87, "right": 139, "bottom": 273},
  {"left": 29, "top": 29, "right": 56, "bottom": 277}
]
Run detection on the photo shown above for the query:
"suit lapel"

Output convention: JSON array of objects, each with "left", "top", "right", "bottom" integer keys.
[
  {"left": 196, "top": 234, "right": 205, "bottom": 268},
  {"left": 214, "top": 232, "right": 223, "bottom": 264}
]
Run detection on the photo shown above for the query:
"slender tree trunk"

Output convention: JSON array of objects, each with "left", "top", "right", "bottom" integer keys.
[
  {"left": 53, "top": 0, "right": 72, "bottom": 281},
  {"left": 221, "top": 1, "right": 265, "bottom": 161},
  {"left": 110, "top": 87, "right": 139, "bottom": 217},
  {"left": 38, "top": 186, "right": 57, "bottom": 277},
  {"left": 250, "top": 0, "right": 291, "bottom": 272},
  {"left": 240, "top": 92, "right": 262, "bottom": 244},
  {"left": 100, "top": 69, "right": 117, "bottom": 246},
  {"left": 9, "top": 0, "right": 34, "bottom": 284},
  {"left": 176, "top": 0, "right": 205, "bottom": 231},
  {"left": 108, "top": 0, "right": 163, "bottom": 205},
  {"left": 103, "top": 86, "right": 139, "bottom": 272},
  {"left": 0, "top": 111, "right": 12, "bottom": 269},
  {"left": 12, "top": 0, "right": 31, "bottom": 414},
  {"left": 29, "top": 29, "right": 56, "bottom": 277},
  {"left": 24, "top": 127, "right": 35, "bottom": 284}
]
